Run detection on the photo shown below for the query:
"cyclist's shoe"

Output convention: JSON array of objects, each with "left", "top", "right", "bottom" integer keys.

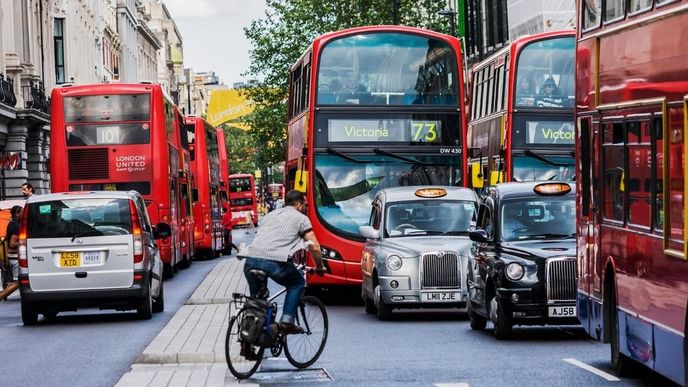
[
  {"left": 240, "top": 342, "right": 260, "bottom": 361},
  {"left": 278, "top": 322, "right": 304, "bottom": 335}
]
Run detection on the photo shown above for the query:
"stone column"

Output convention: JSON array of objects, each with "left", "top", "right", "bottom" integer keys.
[
  {"left": 26, "top": 122, "right": 50, "bottom": 193},
  {"left": 5, "top": 120, "right": 29, "bottom": 198}
]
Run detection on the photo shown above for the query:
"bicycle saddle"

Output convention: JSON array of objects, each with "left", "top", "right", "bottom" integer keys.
[{"left": 248, "top": 269, "right": 267, "bottom": 282}]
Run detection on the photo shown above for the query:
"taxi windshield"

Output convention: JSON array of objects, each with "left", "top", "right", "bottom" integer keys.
[
  {"left": 385, "top": 200, "right": 476, "bottom": 238},
  {"left": 500, "top": 198, "right": 575, "bottom": 241}
]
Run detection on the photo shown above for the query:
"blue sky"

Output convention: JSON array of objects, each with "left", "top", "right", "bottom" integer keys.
[{"left": 164, "top": 0, "right": 267, "bottom": 86}]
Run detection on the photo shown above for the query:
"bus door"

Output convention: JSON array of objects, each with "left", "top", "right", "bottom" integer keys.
[{"left": 169, "top": 178, "right": 181, "bottom": 268}]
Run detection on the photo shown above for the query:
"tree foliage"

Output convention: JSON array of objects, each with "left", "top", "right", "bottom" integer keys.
[
  {"left": 222, "top": 124, "right": 257, "bottom": 174},
  {"left": 243, "top": 0, "right": 454, "bottom": 168}
]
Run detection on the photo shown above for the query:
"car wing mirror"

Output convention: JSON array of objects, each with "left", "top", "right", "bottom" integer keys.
[
  {"left": 154, "top": 222, "right": 172, "bottom": 239},
  {"left": 359, "top": 225, "right": 380, "bottom": 239},
  {"left": 469, "top": 229, "right": 489, "bottom": 243}
]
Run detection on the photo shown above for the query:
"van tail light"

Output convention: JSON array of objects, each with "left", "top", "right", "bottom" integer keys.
[
  {"left": 18, "top": 207, "right": 29, "bottom": 268},
  {"left": 129, "top": 200, "right": 143, "bottom": 263}
]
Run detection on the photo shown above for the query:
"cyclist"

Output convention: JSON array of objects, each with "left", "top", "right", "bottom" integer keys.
[{"left": 237, "top": 189, "right": 325, "bottom": 337}]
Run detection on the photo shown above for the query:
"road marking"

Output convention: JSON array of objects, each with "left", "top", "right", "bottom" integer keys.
[
  {"left": 563, "top": 358, "right": 620, "bottom": 382},
  {"left": 435, "top": 384, "right": 469, "bottom": 387}
]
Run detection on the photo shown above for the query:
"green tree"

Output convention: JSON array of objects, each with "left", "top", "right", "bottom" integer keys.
[
  {"left": 243, "top": 0, "right": 453, "bottom": 168},
  {"left": 222, "top": 124, "right": 257, "bottom": 174}
]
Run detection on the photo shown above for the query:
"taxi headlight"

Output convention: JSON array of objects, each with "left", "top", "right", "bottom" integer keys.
[
  {"left": 505, "top": 262, "right": 524, "bottom": 281},
  {"left": 386, "top": 255, "right": 402, "bottom": 271}
]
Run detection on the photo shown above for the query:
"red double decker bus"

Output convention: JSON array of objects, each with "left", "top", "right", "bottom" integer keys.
[
  {"left": 575, "top": 1, "right": 688, "bottom": 384},
  {"left": 466, "top": 30, "right": 576, "bottom": 193},
  {"left": 216, "top": 128, "right": 232, "bottom": 252},
  {"left": 185, "top": 116, "right": 223, "bottom": 258},
  {"left": 229, "top": 173, "right": 258, "bottom": 227},
  {"left": 177, "top": 109, "right": 195, "bottom": 268},
  {"left": 285, "top": 25, "right": 467, "bottom": 288},
  {"left": 50, "top": 83, "right": 187, "bottom": 277}
]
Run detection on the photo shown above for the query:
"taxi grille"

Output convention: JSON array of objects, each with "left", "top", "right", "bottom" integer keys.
[
  {"left": 546, "top": 257, "right": 577, "bottom": 301},
  {"left": 421, "top": 251, "right": 459, "bottom": 289}
]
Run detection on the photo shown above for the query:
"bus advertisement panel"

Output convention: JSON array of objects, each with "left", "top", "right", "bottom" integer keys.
[
  {"left": 285, "top": 26, "right": 467, "bottom": 288},
  {"left": 229, "top": 173, "right": 258, "bottom": 227},
  {"left": 185, "top": 116, "right": 223, "bottom": 258},
  {"left": 575, "top": 1, "right": 688, "bottom": 384},
  {"left": 467, "top": 30, "right": 575, "bottom": 193},
  {"left": 50, "top": 83, "right": 185, "bottom": 277}
]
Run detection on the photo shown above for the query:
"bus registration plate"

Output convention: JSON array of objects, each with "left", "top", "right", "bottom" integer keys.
[
  {"left": 422, "top": 292, "right": 458, "bottom": 302},
  {"left": 60, "top": 252, "right": 80, "bottom": 267},
  {"left": 548, "top": 306, "right": 576, "bottom": 317}
]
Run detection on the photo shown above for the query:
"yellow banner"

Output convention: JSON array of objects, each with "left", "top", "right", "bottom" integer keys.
[{"left": 206, "top": 89, "right": 255, "bottom": 129}]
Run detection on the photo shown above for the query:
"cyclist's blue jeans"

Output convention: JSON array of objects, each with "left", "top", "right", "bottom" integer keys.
[{"left": 243, "top": 257, "right": 305, "bottom": 324}]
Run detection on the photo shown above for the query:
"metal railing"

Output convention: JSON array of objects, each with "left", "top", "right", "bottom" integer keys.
[
  {"left": 21, "top": 81, "right": 50, "bottom": 114},
  {"left": 0, "top": 73, "right": 17, "bottom": 108}
]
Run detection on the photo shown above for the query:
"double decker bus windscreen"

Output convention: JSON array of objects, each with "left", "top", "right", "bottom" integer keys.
[
  {"left": 314, "top": 154, "right": 462, "bottom": 237},
  {"left": 64, "top": 94, "right": 151, "bottom": 146},
  {"left": 230, "top": 178, "right": 252, "bottom": 193},
  {"left": 514, "top": 36, "right": 575, "bottom": 109},
  {"left": 317, "top": 33, "right": 459, "bottom": 106}
]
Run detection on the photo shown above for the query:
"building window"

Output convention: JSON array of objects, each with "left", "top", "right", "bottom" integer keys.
[{"left": 54, "top": 18, "right": 65, "bottom": 84}]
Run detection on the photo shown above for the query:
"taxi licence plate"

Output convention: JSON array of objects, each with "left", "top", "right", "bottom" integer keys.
[
  {"left": 60, "top": 252, "right": 80, "bottom": 267},
  {"left": 548, "top": 306, "right": 577, "bottom": 317},
  {"left": 422, "top": 292, "right": 459, "bottom": 302}
]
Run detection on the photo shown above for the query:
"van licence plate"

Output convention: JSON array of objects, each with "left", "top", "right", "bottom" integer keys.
[
  {"left": 59, "top": 252, "right": 102, "bottom": 267},
  {"left": 422, "top": 292, "right": 459, "bottom": 302},
  {"left": 60, "top": 252, "right": 80, "bottom": 267}
]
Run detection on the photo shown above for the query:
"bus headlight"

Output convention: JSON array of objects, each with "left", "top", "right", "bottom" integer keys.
[
  {"left": 386, "top": 255, "right": 402, "bottom": 271},
  {"left": 505, "top": 262, "right": 524, "bottom": 281}
]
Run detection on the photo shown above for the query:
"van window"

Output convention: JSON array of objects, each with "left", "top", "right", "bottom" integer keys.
[{"left": 26, "top": 198, "right": 133, "bottom": 238}]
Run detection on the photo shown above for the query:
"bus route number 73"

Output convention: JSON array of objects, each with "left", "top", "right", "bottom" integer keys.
[{"left": 411, "top": 121, "right": 440, "bottom": 143}]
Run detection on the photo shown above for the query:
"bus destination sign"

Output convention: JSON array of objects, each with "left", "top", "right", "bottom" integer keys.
[
  {"left": 328, "top": 119, "right": 442, "bottom": 143},
  {"left": 525, "top": 120, "right": 574, "bottom": 145}
]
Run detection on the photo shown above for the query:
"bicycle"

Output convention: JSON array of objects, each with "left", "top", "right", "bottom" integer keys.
[{"left": 224, "top": 265, "right": 328, "bottom": 379}]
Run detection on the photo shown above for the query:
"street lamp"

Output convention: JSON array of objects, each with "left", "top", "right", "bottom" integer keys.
[{"left": 438, "top": 9, "right": 457, "bottom": 36}]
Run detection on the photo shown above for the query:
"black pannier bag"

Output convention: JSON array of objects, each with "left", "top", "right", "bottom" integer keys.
[{"left": 239, "top": 298, "right": 278, "bottom": 346}]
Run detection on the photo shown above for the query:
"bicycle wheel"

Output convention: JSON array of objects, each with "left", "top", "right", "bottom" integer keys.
[
  {"left": 284, "top": 295, "right": 328, "bottom": 368},
  {"left": 225, "top": 309, "right": 265, "bottom": 379}
]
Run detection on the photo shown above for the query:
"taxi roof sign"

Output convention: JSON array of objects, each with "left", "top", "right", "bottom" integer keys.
[
  {"left": 533, "top": 182, "right": 571, "bottom": 195},
  {"left": 415, "top": 188, "right": 447, "bottom": 198}
]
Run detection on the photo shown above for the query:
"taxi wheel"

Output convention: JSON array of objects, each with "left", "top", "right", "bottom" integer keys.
[
  {"left": 491, "top": 297, "right": 512, "bottom": 340},
  {"left": 363, "top": 295, "right": 377, "bottom": 315},
  {"left": 467, "top": 300, "right": 487, "bottom": 331},
  {"left": 374, "top": 285, "right": 393, "bottom": 321}
]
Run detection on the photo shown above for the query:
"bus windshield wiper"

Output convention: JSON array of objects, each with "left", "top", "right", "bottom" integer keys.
[
  {"left": 373, "top": 148, "right": 433, "bottom": 165},
  {"left": 524, "top": 149, "right": 574, "bottom": 167},
  {"left": 326, "top": 148, "right": 369, "bottom": 163}
]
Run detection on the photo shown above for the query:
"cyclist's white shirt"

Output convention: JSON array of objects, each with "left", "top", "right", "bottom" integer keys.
[{"left": 238, "top": 206, "right": 312, "bottom": 263}]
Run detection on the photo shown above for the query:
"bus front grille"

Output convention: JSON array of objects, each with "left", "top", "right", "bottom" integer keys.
[
  {"left": 68, "top": 148, "right": 109, "bottom": 180},
  {"left": 546, "top": 257, "right": 577, "bottom": 302},
  {"left": 421, "top": 251, "right": 460, "bottom": 289}
]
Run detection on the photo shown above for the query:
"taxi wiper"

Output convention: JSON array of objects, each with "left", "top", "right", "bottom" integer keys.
[
  {"left": 373, "top": 148, "right": 433, "bottom": 166},
  {"left": 524, "top": 149, "right": 574, "bottom": 167},
  {"left": 525, "top": 233, "right": 575, "bottom": 239},
  {"left": 442, "top": 230, "right": 470, "bottom": 236}
]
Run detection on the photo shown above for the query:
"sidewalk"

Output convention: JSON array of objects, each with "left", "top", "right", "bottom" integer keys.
[
  {"left": 114, "top": 256, "right": 332, "bottom": 386},
  {"left": 115, "top": 257, "right": 251, "bottom": 387}
]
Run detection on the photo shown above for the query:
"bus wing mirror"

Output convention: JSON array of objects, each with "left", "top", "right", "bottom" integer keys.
[
  {"left": 471, "top": 162, "right": 484, "bottom": 189},
  {"left": 469, "top": 147, "right": 482, "bottom": 159},
  {"left": 295, "top": 170, "right": 308, "bottom": 193},
  {"left": 490, "top": 170, "right": 504, "bottom": 185}
]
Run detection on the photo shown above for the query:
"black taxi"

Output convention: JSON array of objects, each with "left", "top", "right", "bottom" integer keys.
[{"left": 467, "top": 182, "right": 577, "bottom": 339}]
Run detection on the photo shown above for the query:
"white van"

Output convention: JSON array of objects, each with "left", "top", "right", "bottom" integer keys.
[{"left": 18, "top": 191, "right": 169, "bottom": 325}]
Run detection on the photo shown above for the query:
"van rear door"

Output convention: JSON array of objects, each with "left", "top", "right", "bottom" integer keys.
[{"left": 25, "top": 198, "right": 135, "bottom": 291}]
